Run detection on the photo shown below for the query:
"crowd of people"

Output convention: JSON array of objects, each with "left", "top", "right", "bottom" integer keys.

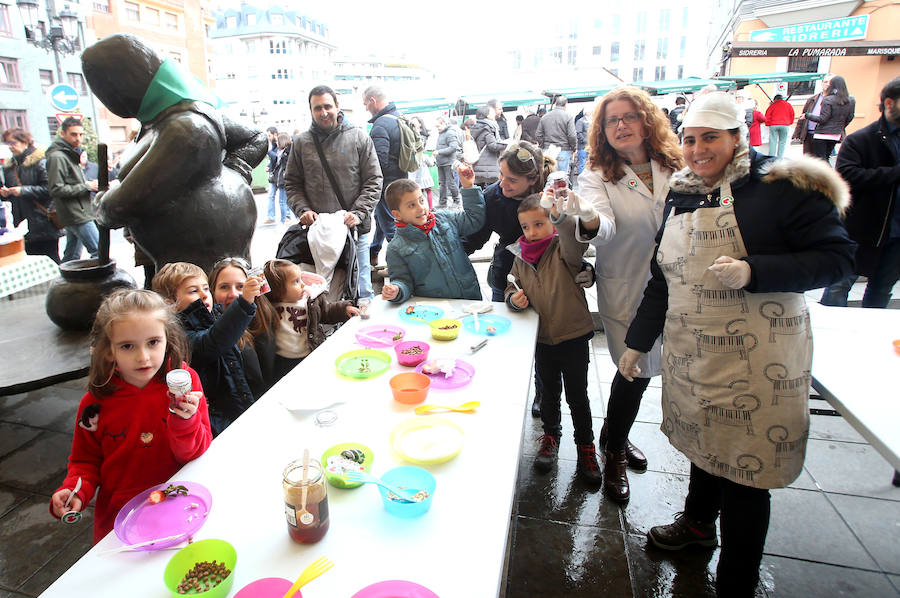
[{"left": 4, "top": 71, "right": 899, "bottom": 597}]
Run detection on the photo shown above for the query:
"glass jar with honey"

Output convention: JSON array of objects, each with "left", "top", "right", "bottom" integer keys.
[{"left": 283, "top": 457, "right": 329, "bottom": 544}]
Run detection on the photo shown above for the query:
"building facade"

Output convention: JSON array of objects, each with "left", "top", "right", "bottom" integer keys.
[
  {"left": 719, "top": 0, "right": 900, "bottom": 136},
  {"left": 506, "top": 1, "right": 716, "bottom": 87},
  {"left": 1, "top": 0, "right": 91, "bottom": 146},
  {"left": 209, "top": 3, "right": 334, "bottom": 133}
]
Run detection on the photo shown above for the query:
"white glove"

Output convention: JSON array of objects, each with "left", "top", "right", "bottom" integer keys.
[
  {"left": 618, "top": 348, "right": 644, "bottom": 382},
  {"left": 562, "top": 189, "right": 598, "bottom": 221},
  {"left": 707, "top": 256, "right": 751, "bottom": 289}
]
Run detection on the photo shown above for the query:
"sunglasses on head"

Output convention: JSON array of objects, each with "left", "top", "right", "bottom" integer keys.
[
  {"left": 507, "top": 144, "right": 538, "bottom": 171},
  {"left": 212, "top": 257, "right": 251, "bottom": 272}
]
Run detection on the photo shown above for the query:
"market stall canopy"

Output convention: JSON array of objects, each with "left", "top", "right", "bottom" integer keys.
[
  {"left": 543, "top": 85, "right": 619, "bottom": 103},
  {"left": 393, "top": 97, "right": 455, "bottom": 114},
  {"left": 716, "top": 72, "right": 826, "bottom": 89},
  {"left": 634, "top": 77, "right": 737, "bottom": 95},
  {"left": 456, "top": 91, "right": 550, "bottom": 115}
]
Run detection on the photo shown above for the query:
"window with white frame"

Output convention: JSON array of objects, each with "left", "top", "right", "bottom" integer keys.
[
  {"left": 40, "top": 69, "right": 54, "bottom": 93},
  {"left": 1, "top": 57, "right": 21, "bottom": 89},
  {"left": 1, "top": 109, "right": 28, "bottom": 130},
  {"left": 67, "top": 72, "right": 87, "bottom": 94},
  {"left": 124, "top": 1, "right": 139, "bottom": 21},
  {"left": 145, "top": 8, "right": 159, "bottom": 26},
  {"left": 0, "top": 4, "right": 13, "bottom": 37},
  {"left": 165, "top": 12, "right": 177, "bottom": 30}
]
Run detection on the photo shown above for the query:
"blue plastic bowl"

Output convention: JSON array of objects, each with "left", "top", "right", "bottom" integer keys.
[{"left": 376, "top": 466, "right": 436, "bottom": 518}]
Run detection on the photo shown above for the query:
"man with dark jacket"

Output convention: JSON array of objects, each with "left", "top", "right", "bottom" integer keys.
[
  {"left": 285, "top": 85, "right": 382, "bottom": 301},
  {"left": 821, "top": 76, "right": 900, "bottom": 308},
  {"left": 488, "top": 99, "right": 509, "bottom": 140},
  {"left": 433, "top": 116, "right": 461, "bottom": 206},
  {"left": 264, "top": 126, "right": 279, "bottom": 225},
  {"left": 536, "top": 96, "right": 577, "bottom": 173},
  {"left": 45, "top": 117, "right": 99, "bottom": 262},
  {"left": 669, "top": 96, "right": 686, "bottom": 135},
  {"left": 363, "top": 85, "right": 407, "bottom": 265},
  {"left": 521, "top": 109, "right": 543, "bottom": 144}
]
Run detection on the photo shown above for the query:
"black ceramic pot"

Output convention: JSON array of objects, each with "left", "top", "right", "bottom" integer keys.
[{"left": 45, "top": 259, "right": 136, "bottom": 331}]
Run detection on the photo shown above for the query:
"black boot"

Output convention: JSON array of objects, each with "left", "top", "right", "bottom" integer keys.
[{"left": 531, "top": 389, "right": 542, "bottom": 418}]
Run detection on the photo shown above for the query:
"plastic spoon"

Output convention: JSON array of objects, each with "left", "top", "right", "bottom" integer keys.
[
  {"left": 507, "top": 274, "right": 521, "bottom": 292},
  {"left": 415, "top": 401, "right": 481, "bottom": 415},
  {"left": 63, "top": 477, "right": 82, "bottom": 510},
  {"left": 298, "top": 449, "right": 311, "bottom": 523}
]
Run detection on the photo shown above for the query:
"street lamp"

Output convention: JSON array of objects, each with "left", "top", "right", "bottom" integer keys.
[{"left": 16, "top": 0, "right": 80, "bottom": 81}]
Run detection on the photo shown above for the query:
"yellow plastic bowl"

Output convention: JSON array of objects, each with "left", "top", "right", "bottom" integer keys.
[{"left": 429, "top": 318, "right": 461, "bottom": 341}]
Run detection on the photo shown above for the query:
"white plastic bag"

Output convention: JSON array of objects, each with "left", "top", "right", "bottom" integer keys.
[
  {"left": 307, "top": 211, "right": 349, "bottom": 287},
  {"left": 462, "top": 139, "right": 481, "bottom": 164}
]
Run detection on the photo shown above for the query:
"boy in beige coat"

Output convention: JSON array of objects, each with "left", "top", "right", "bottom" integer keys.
[{"left": 505, "top": 191, "right": 602, "bottom": 483}]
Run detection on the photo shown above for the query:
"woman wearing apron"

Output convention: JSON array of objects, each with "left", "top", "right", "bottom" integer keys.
[
  {"left": 573, "top": 88, "right": 684, "bottom": 503},
  {"left": 619, "top": 92, "right": 854, "bottom": 597}
]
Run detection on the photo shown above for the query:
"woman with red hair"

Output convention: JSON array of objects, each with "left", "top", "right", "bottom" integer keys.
[{"left": 573, "top": 87, "right": 684, "bottom": 502}]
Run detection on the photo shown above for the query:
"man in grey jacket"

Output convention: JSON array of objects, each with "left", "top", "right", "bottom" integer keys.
[
  {"left": 285, "top": 85, "right": 383, "bottom": 300},
  {"left": 45, "top": 117, "right": 100, "bottom": 262},
  {"left": 536, "top": 96, "right": 577, "bottom": 174}
]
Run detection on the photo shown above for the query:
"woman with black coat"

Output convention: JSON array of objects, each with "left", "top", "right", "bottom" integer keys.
[
  {"left": 619, "top": 92, "right": 854, "bottom": 598},
  {"left": 805, "top": 75, "right": 856, "bottom": 162},
  {"left": 1, "top": 128, "right": 63, "bottom": 262}
]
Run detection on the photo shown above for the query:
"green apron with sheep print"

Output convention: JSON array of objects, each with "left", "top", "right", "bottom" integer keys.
[{"left": 657, "top": 186, "right": 811, "bottom": 489}]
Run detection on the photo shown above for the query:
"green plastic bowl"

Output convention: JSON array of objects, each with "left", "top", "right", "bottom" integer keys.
[{"left": 163, "top": 538, "right": 237, "bottom": 598}]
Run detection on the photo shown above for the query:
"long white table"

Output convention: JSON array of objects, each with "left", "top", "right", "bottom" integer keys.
[
  {"left": 41, "top": 297, "right": 538, "bottom": 597},
  {"left": 808, "top": 302, "right": 900, "bottom": 482}
]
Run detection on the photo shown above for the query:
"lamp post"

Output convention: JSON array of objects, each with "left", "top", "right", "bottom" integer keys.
[{"left": 15, "top": 0, "right": 80, "bottom": 83}]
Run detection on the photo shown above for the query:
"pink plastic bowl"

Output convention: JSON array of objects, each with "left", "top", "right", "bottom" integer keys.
[{"left": 394, "top": 341, "right": 430, "bottom": 367}]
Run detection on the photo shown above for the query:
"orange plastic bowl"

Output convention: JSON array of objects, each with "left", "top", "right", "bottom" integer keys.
[{"left": 390, "top": 372, "right": 431, "bottom": 405}]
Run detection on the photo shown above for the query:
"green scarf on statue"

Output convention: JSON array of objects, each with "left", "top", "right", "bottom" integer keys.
[{"left": 136, "top": 59, "right": 222, "bottom": 123}]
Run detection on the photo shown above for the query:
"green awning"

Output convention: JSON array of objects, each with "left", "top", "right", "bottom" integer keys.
[
  {"left": 393, "top": 97, "right": 455, "bottom": 114},
  {"left": 634, "top": 77, "right": 736, "bottom": 95},
  {"left": 543, "top": 85, "right": 619, "bottom": 102},
  {"left": 457, "top": 91, "right": 549, "bottom": 114},
  {"left": 716, "top": 72, "right": 826, "bottom": 89}
]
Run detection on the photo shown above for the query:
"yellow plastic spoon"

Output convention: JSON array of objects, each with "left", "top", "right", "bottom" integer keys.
[{"left": 414, "top": 401, "right": 481, "bottom": 415}]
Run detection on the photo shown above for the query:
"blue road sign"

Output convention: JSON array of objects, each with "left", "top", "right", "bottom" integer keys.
[{"left": 48, "top": 84, "right": 80, "bottom": 112}]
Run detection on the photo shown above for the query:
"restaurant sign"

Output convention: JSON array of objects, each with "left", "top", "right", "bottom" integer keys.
[
  {"left": 732, "top": 43, "right": 900, "bottom": 58},
  {"left": 749, "top": 16, "right": 868, "bottom": 43}
]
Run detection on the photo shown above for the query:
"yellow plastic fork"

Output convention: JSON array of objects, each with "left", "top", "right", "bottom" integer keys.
[
  {"left": 414, "top": 401, "right": 481, "bottom": 415},
  {"left": 282, "top": 556, "right": 334, "bottom": 598}
]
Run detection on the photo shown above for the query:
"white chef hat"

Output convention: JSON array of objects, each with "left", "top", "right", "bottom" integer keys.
[{"left": 682, "top": 92, "right": 745, "bottom": 131}]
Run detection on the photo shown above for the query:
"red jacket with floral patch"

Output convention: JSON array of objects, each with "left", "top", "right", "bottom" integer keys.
[{"left": 50, "top": 366, "right": 211, "bottom": 544}]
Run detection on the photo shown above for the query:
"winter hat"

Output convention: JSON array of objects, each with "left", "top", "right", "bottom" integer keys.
[{"left": 682, "top": 92, "right": 745, "bottom": 131}]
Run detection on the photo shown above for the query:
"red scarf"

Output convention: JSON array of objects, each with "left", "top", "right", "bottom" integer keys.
[
  {"left": 395, "top": 211, "right": 436, "bottom": 234},
  {"left": 519, "top": 232, "right": 557, "bottom": 265}
]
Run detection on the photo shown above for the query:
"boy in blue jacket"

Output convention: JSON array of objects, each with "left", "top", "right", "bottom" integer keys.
[
  {"left": 153, "top": 262, "right": 261, "bottom": 436},
  {"left": 381, "top": 164, "right": 485, "bottom": 304}
]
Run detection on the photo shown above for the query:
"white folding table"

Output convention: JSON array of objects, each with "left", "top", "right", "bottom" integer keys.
[{"left": 40, "top": 296, "right": 539, "bottom": 597}]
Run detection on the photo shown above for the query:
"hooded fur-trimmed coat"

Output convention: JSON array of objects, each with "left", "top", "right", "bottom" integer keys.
[
  {"left": 625, "top": 147, "right": 855, "bottom": 352},
  {"left": 2, "top": 145, "right": 63, "bottom": 243}
]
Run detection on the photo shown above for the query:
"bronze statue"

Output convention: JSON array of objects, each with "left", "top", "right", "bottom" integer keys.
[{"left": 81, "top": 34, "right": 267, "bottom": 271}]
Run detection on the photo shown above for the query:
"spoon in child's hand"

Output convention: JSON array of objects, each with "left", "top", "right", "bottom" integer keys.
[{"left": 507, "top": 274, "right": 521, "bottom": 292}]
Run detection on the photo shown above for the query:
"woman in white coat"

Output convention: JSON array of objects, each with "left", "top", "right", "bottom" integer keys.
[{"left": 575, "top": 87, "right": 684, "bottom": 502}]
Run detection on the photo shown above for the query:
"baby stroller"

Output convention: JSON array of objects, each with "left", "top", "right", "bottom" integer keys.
[{"left": 276, "top": 222, "right": 359, "bottom": 304}]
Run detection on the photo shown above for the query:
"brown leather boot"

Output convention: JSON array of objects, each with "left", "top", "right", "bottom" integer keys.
[
  {"left": 603, "top": 448, "right": 630, "bottom": 503},
  {"left": 599, "top": 419, "right": 648, "bottom": 471}
]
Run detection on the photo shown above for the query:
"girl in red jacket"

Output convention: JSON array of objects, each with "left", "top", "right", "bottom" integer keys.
[{"left": 50, "top": 289, "right": 212, "bottom": 544}]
